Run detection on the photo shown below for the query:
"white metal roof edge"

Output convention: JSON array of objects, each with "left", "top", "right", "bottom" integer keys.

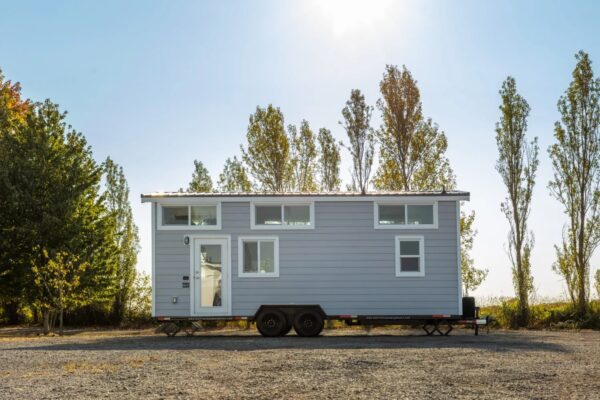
[{"left": 141, "top": 191, "right": 470, "bottom": 203}]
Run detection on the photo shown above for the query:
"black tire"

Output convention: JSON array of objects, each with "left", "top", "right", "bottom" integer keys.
[
  {"left": 256, "top": 309, "right": 288, "bottom": 337},
  {"left": 293, "top": 309, "right": 324, "bottom": 337}
]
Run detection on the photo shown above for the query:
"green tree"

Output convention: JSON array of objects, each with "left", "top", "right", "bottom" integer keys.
[
  {"left": 461, "top": 211, "right": 488, "bottom": 295},
  {"left": 317, "top": 128, "right": 341, "bottom": 191},
  {"left": 186, "top": 160, "right": 213, "bottom": 192},
  {"left": 374, "top": 65, "right": 455, "bottom": 191},
  {"left": 340, "top": 89, "right": 375, "bottom": 194},
  {"left": 0, "top": 100, "right": 117, "bottom": 332},
  {"left": 289, "top": 120, "right": 318, "bottom": 192},
  {"left": 548, "top": 51, "right": 600, "bottom": 316},
  {"left": 217, "top": 156, "right": 253, "bottom": 192},
  {"left": 595, "top": 269, "right": 600, "bottom": 299},
  {"left": 0, "top": 70, "right": 30, "bottom": 323},
  {"left": 32, "top": 250, "right": 89, "bottom": 335},
  {"left": 127, "top": 271, "right": 152, "bottom": 322},
  {"left": 495, "top": 76, "right": 539, "bottom": 326},
  {"left": 103, "top": 157, "right": 139, "bottom": 325},
  {"left": 241, "top": 105, "right": 293, "bottom": 192}
]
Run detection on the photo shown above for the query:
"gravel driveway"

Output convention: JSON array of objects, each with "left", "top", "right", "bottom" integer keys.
[{"left": 0, "top": 327, "right": 598, "bottom": 399}]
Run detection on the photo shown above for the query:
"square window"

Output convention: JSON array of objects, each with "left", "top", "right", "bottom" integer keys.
[
  {"left": 284, "top": 205, "right": 310, "bottom": 225},
  {"left": 162, "top": 206, "right": 188, "bottom": 225},
  {"left": 191, "top": 206, "right": 217, "bottom": 226},
  {"left": 255, "top": 206, "right": 282, "bottom": 225},
  {"left": 239, "top": 237, "right": 279, "bottom": 277}
]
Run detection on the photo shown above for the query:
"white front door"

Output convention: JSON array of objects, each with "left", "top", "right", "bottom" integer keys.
[{"left": 191, "top": 237, "right": 230, "bottom": 316}]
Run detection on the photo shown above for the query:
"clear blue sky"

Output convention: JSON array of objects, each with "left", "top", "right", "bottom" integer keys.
[{"left": 1, "top": 0, "right": 599, "bottom": 300}]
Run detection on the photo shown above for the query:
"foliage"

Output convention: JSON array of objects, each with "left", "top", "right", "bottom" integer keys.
[
  {"left": 217, "top": 156, "right": 253, "bottom": 192},
  {"left": 596, "top": 269, "right": 600, "bottom": 299},
  {"left": 126, "top": 271, "right": 152, "bottom": 323},
  {"left": 32, "top": 250, "right": 90, "bottom": 334},
  {"left": 186, "top": 160, "right": 213, "bottom": 192},
  {"left": 289, "top": 120, "right": 318, "bottom": 192},
  {"left": 461, "top": 211, "right": 488, "bottom": 295},
  {"left": 241, "top": 105, "right": 294, "bottom": 192},
  {"left": 482, "top": 299, "right": 600, "bottom": 330},
  {"left": 103, "top": 157, "right": 139, "bottom": 325},
  {"left": 317, "top": 128, "right": 341, "bottom": 191},
  {"left": 0, "top": 100, "right": 118, "bottom": 332},
  {"left": 0, "top": 68, "right": 30, "bottom": 132},
  {"left": 548, "top": 51, "right": 600, "bottom": 316},
  {"left": 374, "top": 65, "right": 455, "bottom": 191},
  {"left": 495, "top": 76, "right": 539, "bottom": 326},
  {"left": 340, "top": 89, "right": 375, "bottom": 194}
]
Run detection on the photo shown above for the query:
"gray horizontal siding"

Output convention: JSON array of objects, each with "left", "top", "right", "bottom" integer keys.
[{"left": 153, "top": 200, "right": 460, "bottom": 317}]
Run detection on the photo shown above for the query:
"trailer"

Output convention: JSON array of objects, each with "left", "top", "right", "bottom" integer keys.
[{"left": 141, "top": 190, "right": 489, "bottom": 337}]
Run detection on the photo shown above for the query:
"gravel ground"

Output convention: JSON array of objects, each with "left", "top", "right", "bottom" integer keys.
[{"left": 0, "top": 327, "right": 598, "bottom": 400}]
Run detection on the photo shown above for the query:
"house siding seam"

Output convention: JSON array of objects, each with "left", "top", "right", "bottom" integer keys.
[{"left": 153, "top": 200, "right": 460, "bottom": 316}]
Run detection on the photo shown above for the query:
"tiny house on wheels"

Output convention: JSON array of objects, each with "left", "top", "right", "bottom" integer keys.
[{"left": 142, "top": 191, "right": 488, "bottom": 337}]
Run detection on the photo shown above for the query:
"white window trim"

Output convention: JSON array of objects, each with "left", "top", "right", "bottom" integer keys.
[
  {"left": 157, "top": 203, "right": 222, "bottom": 230},
  {"left": 374, "top": 201, "right": 438, "bottom": 229},
  {"left": 238, "top": 236, "right": 280, "bottom": 278},
  {"left": 250, "top": 201, "right": 315, "bottom": 230},
  {"left": 395, "top": 235, "right": 425, "bottom": 277}
]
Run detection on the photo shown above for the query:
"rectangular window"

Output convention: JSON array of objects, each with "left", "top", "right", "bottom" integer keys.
[
  {"left": 251, "top": 203, "right": 314, "bottom": 229},
  {"left": 162, "top": 206, "right": 189, "bottom": 225},
  {"left": 191, "top": 205, "right": 218, "bottom": 226},
  {"left": 238, "top": 237, "right": 279, "bottom": 277},
  {"left": 159, "top": 204, "right": 221, "bottom": 230},
  {"left": 375, "top": 203, "right": 437, "bottom": 229},
  {"left": 395, "top": 236, "right": 425, "bottom": 277}
]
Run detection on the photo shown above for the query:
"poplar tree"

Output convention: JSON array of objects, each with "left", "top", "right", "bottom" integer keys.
[
  {"left": 549, "top": 51, "right": 600, "bottom": 316},
  {"left": 187, "top": 160, "right": 213, "bottom": 192},
  {"left": 461, "top": 212, "right": 488, "bottom": 295},
  {"left": 241, "top": 105, "right": 294, "bottom": 192},
  {"left": 289, "top": 120, "right": 318, "bottom": 192},
  {"left": 495, "top": 77, "right": 538, "bottom": 325},
  {"left": 340, "top": 89, "right": 375, "bottom": 194},
  {"left": 317, "top": 128, "right": 341, "bottom": 191},
  {"left": 374, "top": 65, "right": 455, "bottom": 191},
  {"left": 103, "top": 157, "right": 139, "bottom": 325},
  {"left": 217, "top": 156, "right": 253, "bottom": 192}
]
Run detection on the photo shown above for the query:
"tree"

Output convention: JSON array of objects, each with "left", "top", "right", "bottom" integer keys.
[
  {"left": 374, "top": 65, "right": 455, "bottom": 191},
  {"left": 548, "top": 51, "right": 600, "bottom": 316},
  {"left": 340, "top": 89, "right": 375, "bottom": 194},
  {"left": 317, "top": 128, "right": 341, "bottom": 191},
  {"left": 495, "top": 76, "right": 539, "bottom": 325},
  {"left": 186, "top": 160, "right": 213, "bottom": 192},
  {"left": 103, "top": 157, "right": 139, "bottom": 325},
  {"left": 0, "top": 69, "right": 31, "bottom": 323},
  {"left": 217, "top": 156, "right": 253, "bottom": 192},
  {"left": 595, "top": 269, "right": 600, "bottom": 299},
  {"left": 0, "top": 100, "right": 117, "bottom": 333},
  {"left": 241, "top": 105, "right": 293, "bottom": 192},
  {"left": 32, "top": 250, "right": 89, "bottom": 335},
  {"left": 127, "top": 271, "right": 152, "bottom": 322},
  {"left": 289, "top": 120, "right": 318, "bottom": 192},
  {"left": 461, "top": 211, "right": 488, "bottom": 295}
]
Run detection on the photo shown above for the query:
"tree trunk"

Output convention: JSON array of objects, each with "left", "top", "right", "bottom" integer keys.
[
  {"left": 59, "top": 308, "right": 64, "bottom": 336},
  {"left": 42, "top": 310, "right": 50, "bottom": 335},
  {"left": 2, "top": 301, "right": 20, "bottom": 324}
]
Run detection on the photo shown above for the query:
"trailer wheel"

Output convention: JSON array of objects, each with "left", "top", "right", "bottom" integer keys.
[
  {"left": 293, "top": 309, "right": 324, "bottom": 337},
  {"left": 256, "top": 309, "right": 288, "bottom": 337}
]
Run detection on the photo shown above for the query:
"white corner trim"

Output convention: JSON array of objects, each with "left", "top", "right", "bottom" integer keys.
[
  {"left": 157, "top": 203, "right": 222, "bottom": 230},
  {"left": 250, "top": 201, "right": 315, "bottom": 230},
  {"left": 151, "top": 203, "right": 156, "bottom": 317},
  {"left": 456, "top": 201, "right": 463, "bottom": 315},
  {"left": 374, "top": 201, "right": 439, "bottom": 230},
  {"left": 395, "top": 235, "right": 426, "bottom": 277},
  {"left": 238, "top": 236, "right": 280, "bottom": 278}
]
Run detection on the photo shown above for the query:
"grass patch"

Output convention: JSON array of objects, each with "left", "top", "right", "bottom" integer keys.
[{"left": 481, "top": 299, "right": 600, "bottom": 329}]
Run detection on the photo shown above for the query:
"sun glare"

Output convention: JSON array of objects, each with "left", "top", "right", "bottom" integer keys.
[{"left": 310, "top": 0, "right": 393, "bottom": 37}]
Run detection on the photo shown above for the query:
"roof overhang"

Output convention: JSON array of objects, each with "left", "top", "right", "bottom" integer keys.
[{"left": 141, "top": 191, "right": 470, "bottom": 204}]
